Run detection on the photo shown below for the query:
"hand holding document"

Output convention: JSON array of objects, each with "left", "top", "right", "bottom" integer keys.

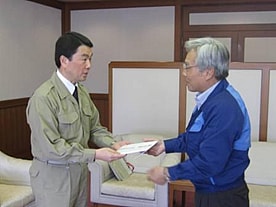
[{"left": 117, "top": 141, "right": 158, "bottom": 155}]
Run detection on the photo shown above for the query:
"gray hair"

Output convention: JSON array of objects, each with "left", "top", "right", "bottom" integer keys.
[{"left": 184, "top": 37, "right": 229, "bottom": 80}]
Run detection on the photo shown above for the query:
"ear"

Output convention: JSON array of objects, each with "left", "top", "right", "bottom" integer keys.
[
  {"left": 60, "top": 55, "right": 69, "bottom": 67},
  {"left": 205, "top": 67, "right": 215, "bottom": 80}
]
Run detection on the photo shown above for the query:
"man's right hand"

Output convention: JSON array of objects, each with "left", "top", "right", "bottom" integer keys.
[
  {"left": 144, "top": 139, "right": 165, "bottom": 156},
  {"left": 95, "top": 147, "right": 125, "bottom": 162}
]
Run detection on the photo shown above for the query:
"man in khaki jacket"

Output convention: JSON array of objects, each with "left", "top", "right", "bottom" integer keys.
[{"left": 26, "top": 32, "right": 126, "bottom": 207}]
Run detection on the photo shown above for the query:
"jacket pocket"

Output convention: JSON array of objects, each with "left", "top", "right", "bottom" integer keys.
[
  {"left": 58, "top": 112, "right": 79, "bottom": 139},
  {"left": 81, "top": 105, "right": 93, "bottom": 130},
  {"left": 82, "top": 105, "right": 93, "bottom": 117},
  {"left": 58, "top": 112, "right": 78, "bottom": 124}
]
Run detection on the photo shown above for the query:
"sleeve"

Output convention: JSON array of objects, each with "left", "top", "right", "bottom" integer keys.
[{"left": 164, "top": 133, "right": 187, "bottom": 153}]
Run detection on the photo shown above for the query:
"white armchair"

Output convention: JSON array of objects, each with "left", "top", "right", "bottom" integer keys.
[
  {"left": 0, "top": 151, "right": 35, "bottom": 207},
  {"left": 88, "top": 134, "right": 181, "bottom": 207}
]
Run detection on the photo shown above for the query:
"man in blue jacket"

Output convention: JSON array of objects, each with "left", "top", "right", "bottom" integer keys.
[{"left": 147, "top": 37, "right": 250, "bottom": 207}]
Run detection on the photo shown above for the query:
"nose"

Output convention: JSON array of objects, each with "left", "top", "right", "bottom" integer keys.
[{"left": 86, "top": 59, "right": 91, "bottom": 69}]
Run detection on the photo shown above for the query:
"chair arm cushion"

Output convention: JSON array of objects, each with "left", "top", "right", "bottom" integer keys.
[
  {"left": 0, "top": 151, "right": 31, "bottom": 186},
  {"left": 161, "top": 153, "right": 181, "bottom": 167},
  {"left": 0, "top": 183, "right": 34, "bottom": 207},
  {"left": 245, "top": 142, "right": 276, "bottom": 186}
]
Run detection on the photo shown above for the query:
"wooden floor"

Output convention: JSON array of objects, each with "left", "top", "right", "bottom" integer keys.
[
  {"left": 88, "top": 192, "right": 195, "bottom": 207},
  {"left": 88, "top": 204, "right": 120, "bottom": 207}
]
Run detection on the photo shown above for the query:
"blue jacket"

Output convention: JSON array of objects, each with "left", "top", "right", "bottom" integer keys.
[{"left": 165, "top": 79, "right": 251, "bottom": 192}]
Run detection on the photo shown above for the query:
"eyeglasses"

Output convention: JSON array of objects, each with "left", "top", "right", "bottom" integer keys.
[{"left": 183, "top": 63, "right": 198, "bottom": 70}]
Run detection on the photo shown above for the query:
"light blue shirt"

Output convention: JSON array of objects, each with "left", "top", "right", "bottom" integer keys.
[{"left": 195, "top": 81, "right": 220, "bottom": 110}]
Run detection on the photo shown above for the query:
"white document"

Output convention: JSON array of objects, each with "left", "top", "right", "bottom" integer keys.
[{"left": 117, "top": 141, "right": 158, "bottom": 154}]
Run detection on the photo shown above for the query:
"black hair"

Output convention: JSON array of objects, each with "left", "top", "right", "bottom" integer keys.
[{"left": 54, "top": 31, "right": 93, "bottom": 68}]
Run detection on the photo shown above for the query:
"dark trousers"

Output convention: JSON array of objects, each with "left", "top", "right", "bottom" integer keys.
[{"left": 195, "top": 183, "right": 249, "bottom": 207}]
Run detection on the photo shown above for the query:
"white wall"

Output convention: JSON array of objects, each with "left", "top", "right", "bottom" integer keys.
[
  {"left": 0, "top": 0, "right": 61, "bottom": 100},
  {"left": 1, "top": 3, "right": 274, "bottom": 101},
  {"left": 71, "top": 7, "right": 175, "bottom": 93},
  {"left": 0, "top": 3, "right": 174, "bottom": 99}
]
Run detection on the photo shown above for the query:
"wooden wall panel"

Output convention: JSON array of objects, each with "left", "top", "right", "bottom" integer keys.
[
  {"left": 88, "top": 93, "right": 109, "bottom": 149},
  {"left": 0, "top": 98, "right": 31, "bottom": 159},
  {"left": 0, "top": 94, "right": 109, "bottom": 159},
  {"left": 90, "top": 93, "right": 109, "bottom": 129}
]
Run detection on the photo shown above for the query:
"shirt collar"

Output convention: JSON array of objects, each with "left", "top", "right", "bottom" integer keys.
[
  {"left": 195, "top": 81, "right": 221, "bottom": 110},
  {"left": 56, "top": 70, "right": 77, "bottom": 95}
]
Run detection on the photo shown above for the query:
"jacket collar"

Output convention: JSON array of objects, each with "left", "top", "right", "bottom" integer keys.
[{"left": 50, "top": 72, "right": 72, "bottom": 101}]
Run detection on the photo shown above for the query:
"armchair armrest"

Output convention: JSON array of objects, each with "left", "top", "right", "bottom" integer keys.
[
  {"left": 88, "top": 160, "right": 114, "bottom": 183},
  {"left": 161, "top": 153, "right": 181, "bottom": 167},
  {"left": 88, "top": 160, "right": 115, "bottom": 203}
]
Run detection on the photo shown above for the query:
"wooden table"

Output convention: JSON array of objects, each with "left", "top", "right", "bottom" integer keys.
[{"left": 169, "top": 180, "right": 195, "bottom": 207}]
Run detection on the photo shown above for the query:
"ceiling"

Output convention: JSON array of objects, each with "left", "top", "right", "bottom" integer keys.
[
  {"left": 57, "top": 0, "right": 112, "bottom": 1},
  {"left": 29, "top": 0, "right": 160, "bottom": 10}
]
